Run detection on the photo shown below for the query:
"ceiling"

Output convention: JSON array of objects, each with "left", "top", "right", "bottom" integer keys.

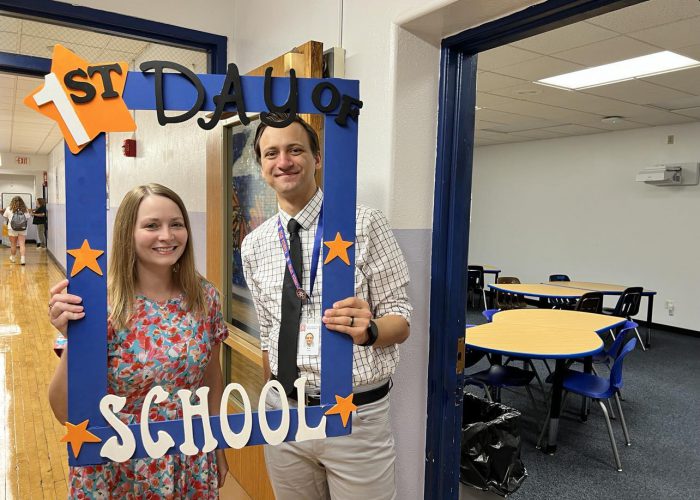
[
  {"left": 2, "top": 0, "right": 700, "bottom": 153},
  {"left": 0, "top": 14, "right": 207, "bottom": 156},
  {"left": 475, "top": 0, "right": 700, "bottom": 146}
]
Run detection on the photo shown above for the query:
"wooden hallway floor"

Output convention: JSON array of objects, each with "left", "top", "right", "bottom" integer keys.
[{"left": 0, "top": 245, "right": 68, "bottom": 499}]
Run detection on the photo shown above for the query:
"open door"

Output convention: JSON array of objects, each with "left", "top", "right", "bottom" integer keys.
[{"left": 205, "top": 41, "right": 324, "bottom": 499}]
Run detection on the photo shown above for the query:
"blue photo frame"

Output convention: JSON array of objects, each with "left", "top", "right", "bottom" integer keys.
[{"left": 62, "top": 69, "right": 359, "bottom": 465}]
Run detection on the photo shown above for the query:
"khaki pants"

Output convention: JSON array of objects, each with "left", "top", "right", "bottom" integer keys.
[{"left": 264, "top": 388, "right": 397, "bottom": 500}]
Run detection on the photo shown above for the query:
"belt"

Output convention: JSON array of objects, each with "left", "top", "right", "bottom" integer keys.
[{"left": 271, "top": 376, "right": 391, "bottom": 407}]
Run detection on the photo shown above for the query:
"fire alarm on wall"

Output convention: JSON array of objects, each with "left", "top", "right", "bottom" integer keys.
[{"left": 122, "top": 138, "right": 137, "bottom": 157}]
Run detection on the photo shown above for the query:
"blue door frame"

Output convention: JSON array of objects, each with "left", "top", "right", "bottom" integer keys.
[
  {"left": 0, "top": 0, "right": 227, "bottom": 76},
  {"left": 425, "top": 1, "right": 648, "bottom": 497}
]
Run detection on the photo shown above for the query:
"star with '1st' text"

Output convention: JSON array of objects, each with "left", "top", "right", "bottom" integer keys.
[
  {"left": 324, "top": 393, "right": 358, "bottom": 427},
  {"left": 61, "top": 419, "right": 102, "bottom": 458},
  {"left": 323, "top": 232, "right": 353, "bottom": 265},
  {"left": 67, "top": 239, "right": 104, "bottom": 277}
]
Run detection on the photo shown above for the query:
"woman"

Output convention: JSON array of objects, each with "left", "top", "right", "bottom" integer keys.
[
  {"left": 48, "top": 183, "right": 229, "bottom": 497},
  {"left": 32, "top": 197, "right": 47, "bottom": 249},
  {"left": 3, "top": 196, "right": 30, "bottom": 265}
]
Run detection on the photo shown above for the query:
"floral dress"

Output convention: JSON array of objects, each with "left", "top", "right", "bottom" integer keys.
[{"left": 69, "top": 281, "right": 228, "bottom": 499}]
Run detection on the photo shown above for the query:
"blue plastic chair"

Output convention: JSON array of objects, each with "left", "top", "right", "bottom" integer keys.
[
  {"left": 464, "top": 325, "right": 537, "bottom": 406},
  {"left": 549, "top": 274, "right": 571, "bottom": 281},
  {"left": 538, "top": 338, "right": 637, "bottom": 472},
  {"left": 482, "top": 309, "right": 499, "bottom": 322}
]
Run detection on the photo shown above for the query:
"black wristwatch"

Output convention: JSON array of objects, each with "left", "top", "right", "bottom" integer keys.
[{"left": 361, "top": 319, "right": 379, "bottom": 347}]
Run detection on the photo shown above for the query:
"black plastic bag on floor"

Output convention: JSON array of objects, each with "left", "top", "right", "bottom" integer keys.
[{"left": 460, "top": 393, "right": 527, "bottom": 497}]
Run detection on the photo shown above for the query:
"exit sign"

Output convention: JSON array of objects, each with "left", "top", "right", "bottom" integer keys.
[{"left": 15, "top": 156, "right": 30, "bottom": 166}]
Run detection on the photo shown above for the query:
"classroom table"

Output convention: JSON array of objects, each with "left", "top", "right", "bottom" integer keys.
[
  {"left": 546, "top": 281, "right": 657, "bottom": 348},
  {"left": 465, "top": 309, "right": 626, "bottom": 454},
  {"left": 469, "top": 264, "right": 501, "bottom": 282}
]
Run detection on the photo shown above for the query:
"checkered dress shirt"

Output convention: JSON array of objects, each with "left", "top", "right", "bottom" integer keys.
[{"left": 241, "top": 189, "right": 412, "bottom": 389}]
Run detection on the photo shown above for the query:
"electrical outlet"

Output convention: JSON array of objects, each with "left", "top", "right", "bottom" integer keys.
[{"left": 668, "top": 302, "right": 675, "bottom": 316}]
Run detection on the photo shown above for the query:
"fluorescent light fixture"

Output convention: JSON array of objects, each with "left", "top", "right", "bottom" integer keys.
[{"left": 537, "top": 51, "right": 700, "bottom": 90}]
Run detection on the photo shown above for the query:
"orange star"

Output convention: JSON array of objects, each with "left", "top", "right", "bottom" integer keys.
[
  {"left": 67, "top": 239, "right": 104, "bottom": 277},
  {"left": 323, "top": 232, "right": 353, "bottom": 265},
  {"left": 324, "top": 393, "right": 358, "bottom": 427},
  {"left": 24, "top": 44, "right": 136, "bottom": 154},
  {"left": 61, "top": 419, "right": 102, "bottom": 458}
]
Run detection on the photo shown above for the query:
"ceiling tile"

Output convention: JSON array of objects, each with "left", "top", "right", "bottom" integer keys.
[
  {"left": 580, "top": 79, "right": 692, "bottom": 106},
  {"left": 512, "top": 21, "right": 618, "bottom": 55},
  {"left": 477, "top": 45, "right": 542, "bottom": 71},
  {"left": 0, "top": 14, "right": 20, "bottom": 33},
  {"left": 506, "top": 129, "right": 568, "bottom": 140},
  {"left": 19, "top": 34, "right": 103, "bottom": 61},
  {"left": 642, "top": 66, "right": 700, "bottom": 95},
  {"left": 476, "top": 72, "right": 527, "bottom": 92},
  {"left": 103, "top": 35, "right": 149, "bottom": 54},
  {"left": 552, "top": 35, "right": 661, "bottom": 67},
  {"left": 627, "top": 17, "right": 700, "bottom": 50},
  {"left": 21, "top": 19, "right": 107, "bottom": 47},
  {"left": 493, "top": 55, "right": 585, "bottom": 82},
  {"left": 587, "top": 0, "right": 700, "bottom": 33},
  {"left": 675, "top": 43, "right": 700, "bottom": 60},
  {"left": 0, "top": 30, "right": 19, "bottom": 53},
  {"left": 541, "top": 124, "right": 605, "bottom": 135},
  {"left": 651, "top": 96, "right": 700, "bottom": 111},
  {"left": 672, "top": 107, "right": 700, "bottom": 119}
]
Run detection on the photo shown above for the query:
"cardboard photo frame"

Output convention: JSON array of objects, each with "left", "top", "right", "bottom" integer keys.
[{"left": 28, "top": 47, "right": 361, "bottom": 466}]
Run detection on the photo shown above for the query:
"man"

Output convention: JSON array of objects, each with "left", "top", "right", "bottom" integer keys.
[{"left": 241, "top": 113, "right": 411, "bottom": 500}]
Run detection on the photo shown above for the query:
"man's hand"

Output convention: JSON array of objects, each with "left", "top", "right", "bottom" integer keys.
[{"left": 322, "top": 297, "right": 372, "bottom": 345}]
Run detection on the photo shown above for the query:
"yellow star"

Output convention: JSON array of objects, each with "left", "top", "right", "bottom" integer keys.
[
  {"left": 67, "top": 239, "right": 104, "bottom": 277},
  {"left": 61, "top": 419, "right": 102, "bottom": 458},
  {"left": 323, "top": 232, "right": 353, "bottom": 265},
  {"left": 324, "top": 393, "right": 358, "bottom": 427}
]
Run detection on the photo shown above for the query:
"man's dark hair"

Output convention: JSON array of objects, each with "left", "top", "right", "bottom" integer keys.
[{"left": 253, "top": 113, "right": 321, "bottom": 163}]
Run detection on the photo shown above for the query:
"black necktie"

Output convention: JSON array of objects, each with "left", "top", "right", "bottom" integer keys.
[{"left": 278, "top": 218, "right": 303, "bottom": 396}]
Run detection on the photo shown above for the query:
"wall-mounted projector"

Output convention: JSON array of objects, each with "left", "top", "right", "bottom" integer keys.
[{"left": 635, "top": 163, "right": 700, "bottom": 186}]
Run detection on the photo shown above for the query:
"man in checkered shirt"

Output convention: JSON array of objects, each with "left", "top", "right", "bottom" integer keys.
[{"left": 241, "top": 113, "right": 411, "bottom": 500}]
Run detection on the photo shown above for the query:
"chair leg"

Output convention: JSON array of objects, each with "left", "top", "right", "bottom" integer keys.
[
  {"left": 536, "top": 389, "right": 554, "bottom": 449},
  {"left": 542, "top": 359, "right": 552, "bottom": 375},
  {"left": 482, "top": 290, "right": 487, "bottom": 311},
  {"left": 614, "top": 393, "right": 631, "bottom": 446},
  {"left": 607, "top": 398, "right": 616, "bottom": 420},
  {"left": 525, "top": 385, "right": 537, "bottom": 408},
  {"left": 634, "top": 327, "right": 647, "bottom": 352},
  {"left": 597, "top": 400, "right": 623, "bottom": 472},
  {"left": 527, "top": 360, "right": 547, "bottom": 397},
  {"left": 483, "top": 386, "right": 493, "bottom": 402}
]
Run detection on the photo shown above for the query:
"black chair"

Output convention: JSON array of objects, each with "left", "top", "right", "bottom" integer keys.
[
  {"left": 548, "top": 274, "right": 576, "bottom": 308},
  {"left": 467, "top": 265, "right": 487, "bottom": 311},
  {"left": 575, "top": 291, "right": 604, "bottom": 314},
  {"left": 603, "top": 287, "right": 645, "bottom": 351},
  {"left": 494, "top": 276, "right": 527, "bottom": 310},
  {"left": 549, "top": 274, "right": 571, "bottom": 282}
]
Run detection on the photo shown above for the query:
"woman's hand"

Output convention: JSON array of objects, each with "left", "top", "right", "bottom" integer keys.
[
  {"left": 48, "top": 279, "right": 85, "bottom": 335},
  {"left": 322, "top": 297, "right": 373, "bottom": 345},
  {"left": 216, "top": 448, "right": 229, "bottom": 488}
]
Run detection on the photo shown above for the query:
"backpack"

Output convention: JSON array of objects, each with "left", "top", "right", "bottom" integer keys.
[{"left": 10, "top": 211, "right": 27, "bottom": 231}]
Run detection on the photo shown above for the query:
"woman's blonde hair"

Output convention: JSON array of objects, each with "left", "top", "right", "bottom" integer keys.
[
  {"left": 108, "top": 183, "right": 207, "bottom": 330},
  {"left": 9, "top": 196, "right": 27, "bottom": 212}
]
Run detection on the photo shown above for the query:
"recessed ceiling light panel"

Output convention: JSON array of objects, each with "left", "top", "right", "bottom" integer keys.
[{"left": 536, "top": 51, "right": 700, "bottom": 90}]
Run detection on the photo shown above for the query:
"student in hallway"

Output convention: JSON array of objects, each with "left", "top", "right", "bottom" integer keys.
[{"left": 3, "top": 196, "right": 31, "bottom": 265}]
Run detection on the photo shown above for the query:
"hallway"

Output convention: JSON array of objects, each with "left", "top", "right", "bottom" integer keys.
[{"left": 0, "top": 245, "right": 68, "bottom": 498}]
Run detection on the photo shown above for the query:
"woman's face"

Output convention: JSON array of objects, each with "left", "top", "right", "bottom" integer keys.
[{"left": 133, "top": 195, "right": 188, "bottom": 271}]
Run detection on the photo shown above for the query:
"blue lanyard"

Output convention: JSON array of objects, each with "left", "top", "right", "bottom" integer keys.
[{"left": 276, "top": 204, "right": 323, "bottom": 303}]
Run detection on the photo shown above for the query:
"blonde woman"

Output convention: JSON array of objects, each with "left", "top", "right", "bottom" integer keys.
[
  {"left": 47, "top": 183, "right": 229, "bottom": 497},
  {"left": 3, "top": 196, "right": 30, "bottom": 265}
]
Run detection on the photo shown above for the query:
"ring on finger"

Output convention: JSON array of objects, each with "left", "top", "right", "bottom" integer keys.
[{"left": 349, "top": 316, "right": 355, "bottom": 327}]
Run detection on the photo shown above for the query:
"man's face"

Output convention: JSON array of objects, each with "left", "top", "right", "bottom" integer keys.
[
  {"left": 258, "top": 122, "right": 321, "bottom": 201},
  {"left": 305, "top": 333, "right": 314, "bottom": 346}
]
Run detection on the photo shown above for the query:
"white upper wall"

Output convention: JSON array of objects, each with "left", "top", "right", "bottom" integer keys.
[{"left": 471, "top": 121, "right": 700, "bottom": 330}]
